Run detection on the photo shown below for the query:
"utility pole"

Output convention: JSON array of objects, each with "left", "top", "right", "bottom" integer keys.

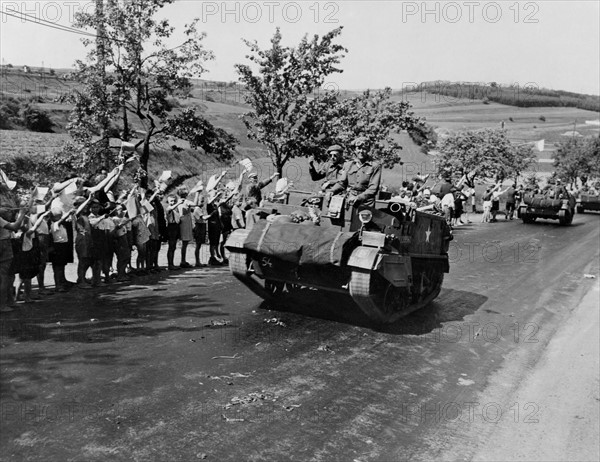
[{"left": 96, "top": 0, "right": 110, "bottom": 169}]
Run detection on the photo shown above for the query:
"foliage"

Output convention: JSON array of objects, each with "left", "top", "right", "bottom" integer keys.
[
  {"left": 235, "top": 27, "right": 347, "bottom": 173},
  {"left": 310, "top": 88, "right": 422, "bottom": 167},
  {"left": 236, "top": 28, "right": 422, "bottom": 172},
  {"left": 71, "top": 0, "right": 236, "bottom": 185},
  {"left": 407, "top": 121, "right": 438, "bottom": 154},
  {"left": 164, "top": 107, "right": 238, "bottom": 163},
  {"left": 437, "top": 128, "right": 535, "bottom": 184},
  {"left": 553, "top": 136, "right": 600, "bottom": 184},
  {"left": 21, "top": 104, "right": 54, "bottom": 132},
  {"left": 0, "top": 96, "right": 21, "bottom": 129}
]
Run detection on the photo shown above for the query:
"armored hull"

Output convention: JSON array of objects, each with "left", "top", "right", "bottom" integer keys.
[
  {"left": 225, "top": 197, "right": 452, "bottom": 324},
  {"left": 519, "top": 193, "right": 576, "bottom": 225},
  {"left": 577, "top": 194, "right": 600, "bottom": 214}
]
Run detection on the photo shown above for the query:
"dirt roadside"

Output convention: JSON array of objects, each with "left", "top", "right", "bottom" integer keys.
[{"left": 472, "top": 280, "right": 600, "bottom": 462}]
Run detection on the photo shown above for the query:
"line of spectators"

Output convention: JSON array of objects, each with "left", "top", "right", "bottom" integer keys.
[{"left": 0, "top": 165, "right": 280, "bottom": 312}]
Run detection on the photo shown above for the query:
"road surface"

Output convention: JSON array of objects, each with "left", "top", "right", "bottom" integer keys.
[{"left": 1, "top": 213, "right": 599, "bottom": 461}]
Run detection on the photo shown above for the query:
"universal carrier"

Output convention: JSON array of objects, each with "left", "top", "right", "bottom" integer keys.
[{"left": 225, "top": 193, "right": 452, "bottom": 324}]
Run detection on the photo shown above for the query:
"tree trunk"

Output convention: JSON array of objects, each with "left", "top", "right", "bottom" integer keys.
[
  {"left": 95, "top": 0, "right": 110, "bottom": 170},
  {"left": 121, "top": 106, "right": 130, "bottom": 141},
  {"left": 139, "top": 134, "right": 151, "bottom": 189}
]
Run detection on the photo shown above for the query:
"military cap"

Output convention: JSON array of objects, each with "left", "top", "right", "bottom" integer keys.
[{"left": 327, "top": 144, "right": 344, "bottom": 153}]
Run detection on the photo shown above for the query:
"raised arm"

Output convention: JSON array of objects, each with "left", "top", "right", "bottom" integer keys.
[
  {"left": 258, "top": 172, "right": 280, "bottom": 190},
  {"left": 309, "top": 159, "right": 326, "bottom": 181}
]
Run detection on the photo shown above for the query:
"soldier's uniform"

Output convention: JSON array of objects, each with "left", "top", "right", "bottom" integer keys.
[
  {"left": 331, "top": 160, "right": 382, "bottom": 207},
  {"left": 309, "top": 161, "right": 346, "bottom": 190},
  {"left": 309, "top": 144, "right": 347, "bottom": 191}
]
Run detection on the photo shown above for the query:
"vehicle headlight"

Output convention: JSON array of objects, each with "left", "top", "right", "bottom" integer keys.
[{"left": 358, "top": 210, "right": 373, "bottom": 224}]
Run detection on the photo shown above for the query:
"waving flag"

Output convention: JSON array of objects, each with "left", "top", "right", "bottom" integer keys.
[
  {"left": 121, "top": 140, "right": 137, "bottom": 151},
  {"left": 126, "top": 194, "right": 143, "bottom": 220},
  {"left": 189, "top": 179, "right": 204, "bottom": 194},
  {"left": 33, "top": 186, "right": 49, "bottom": 201},
  {"left": 206, "top": 174, "right": 220, "bottom": 192},
  {"left": 275, "top": 178, "right": 289, "bottom": 194},
  {"left": 158, "top": 171, "right": 172, "bottom": 183},
  {"left": 239, "top": 158, "right": 253, "bottom": 173},
  {"left": 0, "top": 169, "right": 17, "bottom": 190}
]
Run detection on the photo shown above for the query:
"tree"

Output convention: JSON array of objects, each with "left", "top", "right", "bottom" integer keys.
[
  {"left": 553, "top": 136, "right": 600, "bottom": 185},
  {"left": 437, "top": 128, "right": 535, "bottom": 184},
  {"left": 71, "top": 0, "right": 237, "bottom": 185},
  {"left": 21, "top": 104, "right": 54, "bottom": 132},
  {"left": 236, "top": 28, "right": 422, "bottom": 172},
  {"left": 309, "top": 88, "right": 423, "bottom": 167},
  {"left": 235, "top": 27, "right": 347, "bottom": 174}
]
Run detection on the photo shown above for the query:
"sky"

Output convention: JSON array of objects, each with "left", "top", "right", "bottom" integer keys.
[{"left": 1, "top": 0, "right": 599, "bottom": 95}]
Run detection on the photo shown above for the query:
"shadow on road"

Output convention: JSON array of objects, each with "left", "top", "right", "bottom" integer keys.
[
  {"left": 259, "top": 287, "right": 488, "bottom": 336},
  {"left": 0, "top": 267, "right": 228, "bottom": 401}
]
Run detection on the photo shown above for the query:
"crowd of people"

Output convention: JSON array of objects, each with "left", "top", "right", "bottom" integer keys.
[{"left": 0, "top": 160, "right": 280, "bottom": 312}]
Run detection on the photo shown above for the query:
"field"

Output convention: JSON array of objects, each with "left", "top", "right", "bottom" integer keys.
[{"left": 2, "top": 71, "right": 599, "bottom": 192}]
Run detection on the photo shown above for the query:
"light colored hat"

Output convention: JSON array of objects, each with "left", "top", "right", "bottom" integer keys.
[{"left": 248, "top": 172, "right": 258, "bottom": 179}]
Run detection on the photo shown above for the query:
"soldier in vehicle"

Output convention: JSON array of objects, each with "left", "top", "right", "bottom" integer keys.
[
  {"left": 330, "top": 137, "right": 382, "bottom": 207},
  {"left": 309, "top": 144, "right": 348, "bottom": 192}
]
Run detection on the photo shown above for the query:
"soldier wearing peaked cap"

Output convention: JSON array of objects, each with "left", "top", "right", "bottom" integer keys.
[{"left": 309, "top": 144, "right": 349, "bottom": 192}]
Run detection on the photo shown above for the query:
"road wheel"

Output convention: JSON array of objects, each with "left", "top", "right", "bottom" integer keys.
[
  {"left": 265, "top": 280, "right": 285, "bottom": 296},
  {"left": 285, "top": 283, "right": 302, "bottom": 294},
  {"left": 522, "top": 213, "right": 536, "bottom": 224},
  {"left": 567, "top": 209, "right": 574, "bottom": 224},
  {"left": 558, "top": 209, "right": 572, "bottom": 226},
  {"left": 350, "top": 271, "right": 422, "bottom": 324},
  {"left": 229, "top": 251, "right": 271, "bottom": 299}
]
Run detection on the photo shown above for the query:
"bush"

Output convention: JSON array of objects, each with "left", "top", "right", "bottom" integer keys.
[
  {"left": 539, "top": 115, "right": 546, "bottom": 122},
  {"left": 21, "top": 104, "right": 54, "bottom": 132},
  {"left": 0, "top": 96, "right": 21, "bottom": 129}
]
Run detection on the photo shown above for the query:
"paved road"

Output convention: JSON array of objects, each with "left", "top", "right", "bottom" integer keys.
[{"left": 1, "top": 213, "right": 599, "bottom": 461}]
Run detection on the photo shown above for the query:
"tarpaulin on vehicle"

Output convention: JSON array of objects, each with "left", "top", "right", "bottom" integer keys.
[
  {"left": 580, "top": 194, "right": 600, "bottom": 203},
  {"left": 523, "top": 195, "right": 562, "bottom": 208},
  {"left": 243, "top": 220, "right": 359, "bottom": 266}
]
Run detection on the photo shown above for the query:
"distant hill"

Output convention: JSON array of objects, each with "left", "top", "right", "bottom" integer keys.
[
  {"left": 412, "top": 81, "right": 599, "bottom": 113},
  {"left": 2, "top": 69, "right": 599, "bottom": 191}
]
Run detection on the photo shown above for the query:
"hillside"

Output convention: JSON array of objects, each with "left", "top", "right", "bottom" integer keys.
[{"left": 2, "top": 71, "right": 599, "bottom": 193}]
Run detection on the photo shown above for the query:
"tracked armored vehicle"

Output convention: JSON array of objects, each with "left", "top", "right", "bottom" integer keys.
[
  {"left": 225, "top": 194, "right": 452, "bottom": 324},
  {"left": 576, "top": 193, "right": 600, "bottom": 214},
  {"left": 519, "top": 191, "right": 576, "bottom": 225}
]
